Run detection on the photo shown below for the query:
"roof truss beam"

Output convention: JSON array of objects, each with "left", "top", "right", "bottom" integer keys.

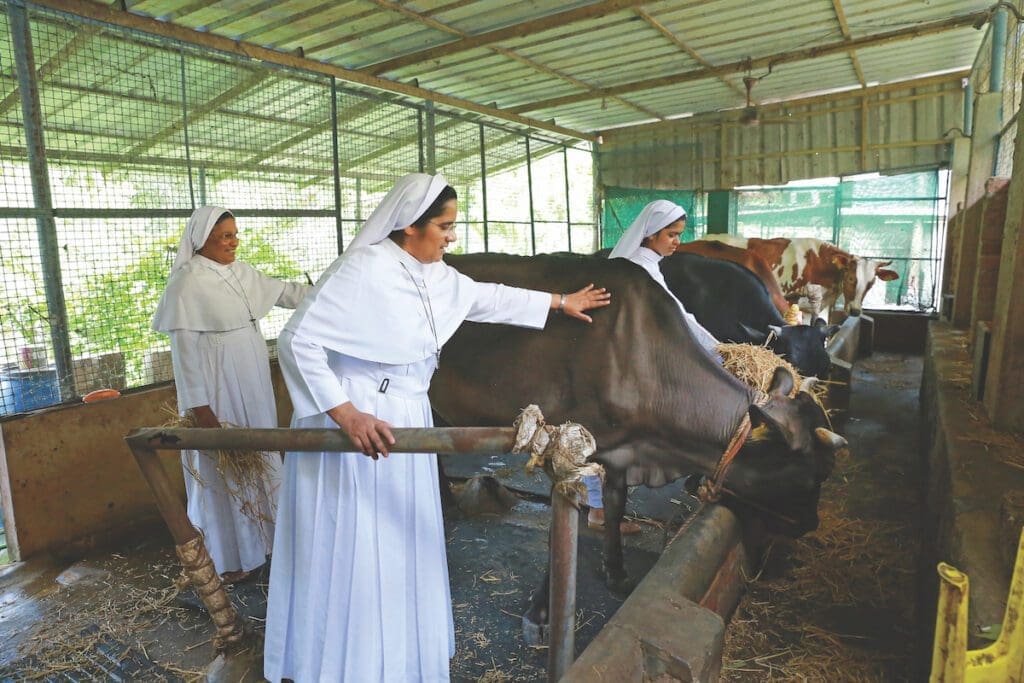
[
  {"left": 511, "top": 10, "right": 987, "bottom": 114},
  {"left": 363, "top": 0, "right": 653, "bottom": 76},
  {"left": 363, "top": 0, "right": 663, "bottom": 121},
  {"left": 830, "top": 0, "right": 866, "bottom": 87}
]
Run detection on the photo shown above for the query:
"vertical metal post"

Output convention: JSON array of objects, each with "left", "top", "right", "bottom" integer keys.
[
  {"left": 591, "top": 141, "right": 602, "bottom": 252},
  {"left": 178, "top": 49, "right": 196, "bottom": 209},
  {"left": 480, "top": 123, "right": 489, "bottom": 252},
  {"left": 331, "top": 77, "right": 344, "bottom": 253},
  {"left": 991, "top": 7, "right": 1008, "bottom": 95},
  {"left": 417, "top": 109, "right": 425, "bottom": 172},
  {"left": 424, "top": 100, "right": 436, "bottom": 175},
  {"left": 563, "top": 147, "right": 572, "bottom": 252},
  {"left": 525, "top": 136, "right": 536, "bottom": 255},
  {"left": 547, "top": 489, "right": 579, "bottom": 681},
  {"left": 8, "top": 0, "right": 74, "bottom": 400},
  {"left": 198, "top": 166, "right": 207, "bottom": 206},
  {"left": 964, "top": 83, "right": 974, "bottom": 137},
  {"left": 355, "top": 177, "right": 363, "bottom": 226}
]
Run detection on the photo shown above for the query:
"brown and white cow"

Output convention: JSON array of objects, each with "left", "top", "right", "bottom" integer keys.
[
  {"left": 701, "top": 236, "right": 900, "bottom": 321},
  {"left": 436, "top": 252, "right": 847, "bottom": 642}
]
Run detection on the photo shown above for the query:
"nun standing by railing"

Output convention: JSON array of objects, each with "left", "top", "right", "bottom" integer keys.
[
  {"left": 263, "top": 173, "right": 611, "bottom": 682},
  {"left": 152, "top": 207, "right": 310, "bottom": 584}
]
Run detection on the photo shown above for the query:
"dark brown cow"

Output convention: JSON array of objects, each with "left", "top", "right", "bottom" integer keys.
[
  {"left": 675, "top": 240, "right": 793, "bottom": 317},
  {"left": 435, "top": 253, "right": 846, "bottom": 640}
]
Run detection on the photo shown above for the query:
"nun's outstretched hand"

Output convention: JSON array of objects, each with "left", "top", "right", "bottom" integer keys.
[
  {"left": 555, "top": 284, "right": 612, "bottom": 323},
  {"left": 328, "top": 402, "right": 395, "bottom": 459}
]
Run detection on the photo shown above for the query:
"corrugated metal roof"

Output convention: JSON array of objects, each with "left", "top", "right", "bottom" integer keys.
[{"left": 32, "top": 0, "right": 999, "bottom": 136}]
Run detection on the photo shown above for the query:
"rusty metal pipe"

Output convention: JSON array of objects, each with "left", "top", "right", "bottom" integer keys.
[
  {"left": 125, "top": 426, "right": 518, "bottom": 455},
  {"left": 547, "top": 489, "right": 579, "bottom": 681}
]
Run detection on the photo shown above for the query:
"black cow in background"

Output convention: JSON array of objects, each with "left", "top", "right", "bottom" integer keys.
[{"left": 660, "top": 252, "right": 839, "bottom": 378}]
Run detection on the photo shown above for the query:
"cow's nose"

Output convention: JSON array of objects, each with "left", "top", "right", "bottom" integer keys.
[{"left": 848, "top": 307, "right": 862, "bottom": 316}]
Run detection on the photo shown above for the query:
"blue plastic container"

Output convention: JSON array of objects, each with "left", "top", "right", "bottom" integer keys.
[{"left": 0, "top": 368, "right": 60, "bottom": 413}]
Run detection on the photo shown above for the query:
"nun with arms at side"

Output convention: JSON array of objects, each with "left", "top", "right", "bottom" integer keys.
[
  {"left": 263, "top": 173, "right": 612, "bottom": 682},
  {"left": 152, "top": 207, "right": 310, "bottom": 584}
]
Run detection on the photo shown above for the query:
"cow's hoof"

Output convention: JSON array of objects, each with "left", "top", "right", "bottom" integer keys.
[
  {"left": 605, "top": 572, "right": 634, "bottom": 596},
  {"left": 522, "top": 613, "right": 549, "bottom": 646}
]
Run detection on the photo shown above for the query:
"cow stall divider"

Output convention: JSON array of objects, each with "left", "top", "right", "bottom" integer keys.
[{"left": 124, "top": 410, "right": 592, "bottom": 683}]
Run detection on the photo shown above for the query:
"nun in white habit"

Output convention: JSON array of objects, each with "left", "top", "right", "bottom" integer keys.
[
  {"left": 152, "top": 206, "right": 309, "bottom": 582},
  {"left": 263, "top": 173, "right": 611, "bottom": 683},
  {"left": 608, "top": 199, "right": 720, "bottom": 353},
  {"left": 583, "top": 200, "right": 721, "bottom": 530}
]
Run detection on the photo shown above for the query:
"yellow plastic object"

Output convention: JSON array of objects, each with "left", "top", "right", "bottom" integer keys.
[{"left": 930, "top": 528, "right": 1024, "bottom": 682}]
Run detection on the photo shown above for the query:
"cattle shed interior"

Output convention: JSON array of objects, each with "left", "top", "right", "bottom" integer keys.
[{"left": 1, "top": 0, "right": 1023, "bottom": 680}]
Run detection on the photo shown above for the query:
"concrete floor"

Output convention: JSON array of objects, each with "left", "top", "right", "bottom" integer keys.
[
  {"left": 0, "top": 353, "right": 921, "bottom": 681},
  {"left": 0, "top": 456, "right": 693, "bottom": 681}
]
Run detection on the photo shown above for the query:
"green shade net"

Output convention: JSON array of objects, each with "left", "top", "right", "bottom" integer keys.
[{"left": 601, "top": 187, "right": 705, "bottom": 250}]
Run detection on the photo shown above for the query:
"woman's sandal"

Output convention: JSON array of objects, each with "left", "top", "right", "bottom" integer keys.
[{"left": 220, "top": 569, "right": 252, "bottom": 585}]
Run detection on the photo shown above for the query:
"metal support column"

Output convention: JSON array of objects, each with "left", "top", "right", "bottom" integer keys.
[
  {"left": 198, "top": 166, "right": 207, "bottom": 206},
  {"left": 424, "top": 100, "right": 436, "bottom": 175},
  {"left": 562, "top": 147, "right": 572, "bottom": 252},
  {"left": 479, "top": 123, "right": 489, "bottom": 252},
  {"left": 331, "top": 77, "right": 344, "bottom": 253},
  {"left": 526, "top": 136, "right": 536, "bottom": 254},
  {"left": 991, "top": 7, "right": 1008, "bottom": 95},
  {"left": 8, "top": 0, "right": 74, "bottom": 400},
  {"left": 547, "top": 488, "right": 579, "bottom": 681}
]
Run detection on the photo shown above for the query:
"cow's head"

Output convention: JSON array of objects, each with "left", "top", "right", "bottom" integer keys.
[
  {"left": 833, "top": 253, "right": 900, "bottom": 315},
  {"left": 768, "top": 319, "right": 839, "bottom": 379},
  {"left": 723, "top": 367, "right": 846, "bottom": 536}
]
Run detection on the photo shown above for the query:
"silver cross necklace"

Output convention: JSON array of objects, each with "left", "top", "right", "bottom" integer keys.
[
  {"left": 400, "top": 262, "right": 441, "bottom": 367},
  {"left": 209, "top": 263, "right": 258, "bottom": 330}
]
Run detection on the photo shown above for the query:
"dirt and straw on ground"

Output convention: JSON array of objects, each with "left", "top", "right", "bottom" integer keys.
[
  {"left": 0, "top": 546, "right": 216, "bottom": 681},
  {"left": 721, "top": 355, "right": 921, "bottom": 682}
]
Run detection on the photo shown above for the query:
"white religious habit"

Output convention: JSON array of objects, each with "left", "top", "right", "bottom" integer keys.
[
  {"left": 152, "top": 206, "right": 309, "bottom": 576},
  {"left": 263, "top": 173, "right": 551, "bottom": 683},
  {"left": 609, "top": 200, "right": 720, "bottom": 354}
]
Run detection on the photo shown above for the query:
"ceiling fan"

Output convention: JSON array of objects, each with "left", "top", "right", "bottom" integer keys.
[{"left": 730, "top": 62, "right": 803, "bottom": 127}]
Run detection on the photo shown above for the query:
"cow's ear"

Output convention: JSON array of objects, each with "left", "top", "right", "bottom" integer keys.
[
  {"left": 749, "top": 399, "right": 803, "bottom": 452},
  {"left": 767, "top": 366, "right": 795, "bottom": 397},
  {"left": 877, "top": 268, "right": 899, "bottom": 281}
]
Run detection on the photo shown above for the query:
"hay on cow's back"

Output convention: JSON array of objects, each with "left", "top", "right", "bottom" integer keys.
[
  {"left": 717, "top": 342, "right": 802, "bottom": 398},
  {"left": 716, "top": 342, "right": 833, "bottom": 426}
]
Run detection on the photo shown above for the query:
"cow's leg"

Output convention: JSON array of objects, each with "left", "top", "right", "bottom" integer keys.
[
  {"left": 521, "top": 569, "right": 550, "bottom": 646},
  {"left": 436, "top": 458, "right": 458, "bottom": 510},
  {"left": 601, "top": 469, "right": 632, "bottom": 593}
]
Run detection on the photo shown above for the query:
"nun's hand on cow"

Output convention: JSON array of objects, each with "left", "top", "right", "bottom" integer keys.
[
  {"left": 328, "top": 402, "right": 395, "bottom": 459},
  {"left": 555, "top": 284, "right": 612, "bottom": 323}
]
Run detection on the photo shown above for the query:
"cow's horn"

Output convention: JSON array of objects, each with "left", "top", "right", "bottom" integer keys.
[
  {"left": 815, "top": 427, "right": 847, "bottom": 450},
  {"left": 800, "top": 376, "right": 819, "bottom": 393}
]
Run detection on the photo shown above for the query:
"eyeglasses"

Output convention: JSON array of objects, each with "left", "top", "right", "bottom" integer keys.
[{"left": 428, "top": 220, "right": 459, "bottom": 232}]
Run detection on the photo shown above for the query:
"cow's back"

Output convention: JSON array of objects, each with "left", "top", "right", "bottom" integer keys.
[{"left": 675, "top": 241, "right": 791, "bottom": 315}]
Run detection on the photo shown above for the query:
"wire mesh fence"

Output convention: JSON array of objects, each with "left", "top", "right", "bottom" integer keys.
[{"left": 0, "top": 1, "right": 596, "bottom": 415}]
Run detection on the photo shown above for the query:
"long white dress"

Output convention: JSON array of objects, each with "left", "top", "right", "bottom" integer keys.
[
  {"left": 160, "top": 255, "right": 308, "bottom": 574},
  {"left": 264, "top": 239, "right": 549, "bottom": 683}
]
